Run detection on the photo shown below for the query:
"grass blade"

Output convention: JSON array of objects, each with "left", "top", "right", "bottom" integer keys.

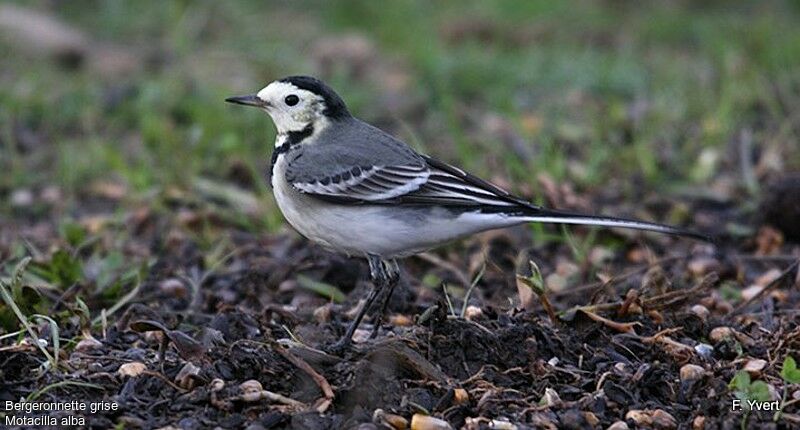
[
  {"left": 0, "top": 257, "right": 57, "bottom": 368},
  {"left": 27, "top": 380, "right": 104, "bottom": 402},
  {"left": 32, "top": 314, "right": 60, "bottom": 369},
  {"left": 296, "top": 275, "right": 345, "bottom": 303},
  {"left": 460, "top": 263, "right": 485, "bottom": 318}
]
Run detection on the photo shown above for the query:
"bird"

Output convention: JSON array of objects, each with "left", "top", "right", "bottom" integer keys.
[{"left": 226, "top": 75, "right": 708, "bottom": 351}]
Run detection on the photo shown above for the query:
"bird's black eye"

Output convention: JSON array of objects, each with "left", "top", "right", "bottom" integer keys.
[{"left": 284, "top": 95, "right": 299, "bottom": 106}]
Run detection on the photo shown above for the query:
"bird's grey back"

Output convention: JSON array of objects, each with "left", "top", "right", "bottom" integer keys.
[{"left": 284, "top": 117, "right": 425, "bottom": 184}]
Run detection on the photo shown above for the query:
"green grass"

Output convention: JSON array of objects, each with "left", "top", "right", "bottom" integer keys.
[{"left": 1, "top": 0, "right": 800, "bottom": 225}]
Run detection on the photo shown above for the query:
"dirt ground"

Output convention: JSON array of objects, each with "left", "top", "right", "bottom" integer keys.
[{"left": 2, "top": 182, "right": 800, "bottom": 430}]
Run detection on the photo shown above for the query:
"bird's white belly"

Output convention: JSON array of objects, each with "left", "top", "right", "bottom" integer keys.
[{"left": 271, "top": 156, "right": 521, "bottom": 258}]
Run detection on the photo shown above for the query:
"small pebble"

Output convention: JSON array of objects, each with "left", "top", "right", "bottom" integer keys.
[
  {"left": 625, "top": 410, "right": 649, "bottom": 426},
  {"left": 651, "top": 409, "right": 677, "bottom": 429},
  {"left": 680, "top": 364, "right": 705, "bottom": 382},
  {"left": 117, "top": 362, "right": 146, "bottom": 378},
  {"left": 690, "top": 305, "right": 709, "bottom": 320},
  {"left": 410, "top": 414, "right": 452, "bottom": 430},
  {"left": 453, "top": 388, "right": 469, "bottom": 405},
  {"left": 743, "top": 359, "right": 767, "bottom": 376},
  {"left": 159, "top": 278, "right": 187, "bottom": 297},
  {"left": 209, "top": 378, "right": 224, "bottom": 392},
  {"left": 74, "top": 337, "right": 103, "bottom": 352},
  {"left": 626, "top": 409, "right": 677, "bottom": 430},
  {"left": 240, "top": 379, "right": 262, "bottom": 394},
  {"left": 583, "top": 412, "right": 599, "bottom": 427},
  {"left": 694, "top": 343, "right": 713, "bottom": 357},
  {"left": 241, "top": 391, "right": 262, "bottom": 402},
  {"left": 464, "top": 305, "right": 483, "bottom": 320},
  {"left": 709, "top": 327, "right": 734, "bottom": 344},
  {"left": 485, "top": 419, "right": 516, "bottom": 430},
  {"left": 539, "top": 388, "right": 560, "bottom": 407},
  {"left": 373, "top": 409, "right": 408, "bottom": 430},
  {"left": 607, "top": 421, "right": 630, "bottom": 430}
]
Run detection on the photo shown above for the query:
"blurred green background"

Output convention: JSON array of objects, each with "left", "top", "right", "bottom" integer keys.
[{"left": 2, "top": 0, "right": 800, "bottom": 232}]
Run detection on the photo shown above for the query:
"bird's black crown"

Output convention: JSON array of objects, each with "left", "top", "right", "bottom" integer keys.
[{"left": 280, "top": 76, "right": 350, "bottom": 119}]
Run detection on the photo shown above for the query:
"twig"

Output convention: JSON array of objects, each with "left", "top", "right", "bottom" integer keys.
[
  {"left": 142, "top": 370, "right": 188, "bottom": 392},
  {"left": 639, "top": 272, "right": 717, "bottom": 309},
  {"left": 551, "top": 255, "right": 686, "bottom": 298},
  {"left": 639, "top": 327, "right": 692, "bottom": 351},
  {"left": 579, "top": 310, "right": 641, "bottom": 334},
  {"left": 781, "top": 413, "right": 800, "bottom": 425},
  {"left": 240, "top": 389, "right": 306, "bottom": 407},
  {"left": 570, "top": 272, "right": 717, "bottom": 315},
  {"left": 731, "top": 259, "right": 800, "bottom": 316},
  {"left": 273, "top": 342, "right": 334, "bottom": 413}
]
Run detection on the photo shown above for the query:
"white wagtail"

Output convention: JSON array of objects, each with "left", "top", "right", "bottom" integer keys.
[{"left": 226, "top": 75, "right": 707, "bottom": 350}]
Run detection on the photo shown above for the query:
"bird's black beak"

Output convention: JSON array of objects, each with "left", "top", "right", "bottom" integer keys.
[{"left": 225, "top": 94, "right": 265, "bottom": 108}]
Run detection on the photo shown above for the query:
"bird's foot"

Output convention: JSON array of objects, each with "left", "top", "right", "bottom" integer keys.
[{"left": 327, "top": 336, "right": 352, "bottom": 355}]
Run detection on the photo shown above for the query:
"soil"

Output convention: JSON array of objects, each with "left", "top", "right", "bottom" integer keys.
[{"left": 2, "top": 185, "right": 800, "bottom": 430}]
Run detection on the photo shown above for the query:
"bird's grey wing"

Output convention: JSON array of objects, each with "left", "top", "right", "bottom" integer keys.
[
  {"left": 287, "top": 151, "right": 525, "bottom": 208},
  {"left": 284, "top": 119, "right": 431, "bottom": 202},
  {"left": 290, "top": 162, "right": 431, "bottom": 202},
  {"left": 396, "top": 155, "right": 529, "bottom": 207}
]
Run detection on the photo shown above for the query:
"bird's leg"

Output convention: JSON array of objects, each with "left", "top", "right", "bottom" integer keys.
[
  {"left": 370, "top": 259, "right": 400, "bottom": 339},
  {"left": 331, "top": 254, "right": 387, "bottom": 352}
]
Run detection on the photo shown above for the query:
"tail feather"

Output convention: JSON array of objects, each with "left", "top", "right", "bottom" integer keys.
[{"left": 519, "top": 207, "right": 711, "bottom": 242}]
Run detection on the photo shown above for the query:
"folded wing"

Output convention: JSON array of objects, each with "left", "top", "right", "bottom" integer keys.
[{"left": 291, "top": 163, "right": 430, "bottom": 202}]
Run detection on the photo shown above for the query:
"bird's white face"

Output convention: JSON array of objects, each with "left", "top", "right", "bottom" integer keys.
[{"left": 256, "top": 82, "right": 326, "bottom": 135}]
